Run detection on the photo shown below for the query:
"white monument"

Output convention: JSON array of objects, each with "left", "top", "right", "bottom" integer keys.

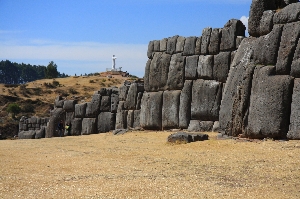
[{"left": 112, "top": 55, "right": 117, "bottom": 70}]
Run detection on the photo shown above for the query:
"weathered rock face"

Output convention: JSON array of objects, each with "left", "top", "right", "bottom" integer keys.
[
  {"left": 71, "top": 118, "right": 82, "bottom": 136},
  {"left": 208, "top": 28, "right": 221, "bottom": 55},
  {"left": 220, "top": 19, "right": 245, "bottom": 51},
  {"left": 213, "top": 52, "right": 231, "bottom": 83},
  {"left": 82, "top": 118, "right": 97, "bottom": 135},
  {"left": 162, "top": 90, "right": 181, "bottom": 129},
  {"left": 201, "top": 28, "right": 212, "bottom": 55},
  {"left": 245, "top": 66, "right": 293, "bottom": 139},
  {"left": 124, "top": 83, "right": 138, "bottom": 110},
  {"left": 176, "top": 36, "right": 185, "bottom": 53},
  {"left": 198, "top": 55, "right": 213, "bottom": 80},
  {"left": 179, "top": 80, "right": 193, "bottom": 129},
  {"left": 185, "top": 55, "right": 198, "bottom": 80},
  {"left": 85, "top": 94, "right": 101, "bottom": 118},
  {"left": 166, "top": 35, "right": 179, "bottom": 55},
  {"left": 115, "top": 110, "right": 128, "bottom": 129},
  {"left": 191, "top": 79, "right": 222, "bottom": 121},
  {"left": 288, "top": 78, "right": 300, "bottom": 139},
  {"left": 183, "top": 36, "right": 197, "bottom": 56},
  {"left": 75, "top": 103, "right": 87, "bottom": 118},
  {"left": 98, "top": 112, "right": 115, "bottom": 133},
  {"left": 46, "top": 108, "right": 64, "bottom": 138},
  {"left": 167, "top": 53, "right": 185, "bottom": 90},
  {"left": 273, "top": 2, "right": 300, "bottom": 24},
  {"left": 188, "top": 120, "right": 214, "bottom": 132},
  {"left": 63, "top": 100, "right": 76, "bottom": 112}
]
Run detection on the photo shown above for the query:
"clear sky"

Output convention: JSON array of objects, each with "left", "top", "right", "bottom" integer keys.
[{"left": 0, "top": 0, "right": 251, "bottom": 78}]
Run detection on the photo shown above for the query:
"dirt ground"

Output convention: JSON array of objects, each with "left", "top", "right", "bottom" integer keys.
[{"left": 1, "top": 131, "right": 300, "bottom": 199}]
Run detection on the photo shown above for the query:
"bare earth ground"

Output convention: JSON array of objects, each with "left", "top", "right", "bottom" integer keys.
[{"left": 1, "top": 131, "right": 300, "bottom": 199}]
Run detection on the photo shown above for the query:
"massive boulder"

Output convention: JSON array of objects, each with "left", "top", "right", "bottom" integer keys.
[
  {"left": 176, "top": 36, "right": 185, "bottom": 53},
  {"left": 167, "top": 53, "right": 185, "bottom": 90},
  {"left": 71, "top": 118, "right": 82, "bottom": 136},
  {"left": 245, "top": 66, "right": 293, "bottom": 139},
  {"left": 63, "top": 100, "right": 76, "bottom": 112},
  {"left": 179, "top": 80, "right": 193, "bottom": 129},
  {"left": 191, "top": 79, "right": 222, "bottom": 121},
  {"left": 115, "top": 110, "right": 128, "bottom": 129},
  {"left": 82, "top": 118, "right": 97, "bottom": 135},
  {"left": 45, "top": 108, "right": 65, "bottom": 138},
  {"left": 213, "top": 52, "right": 231, "bottom": 83},
  {"left": 100, "top": 96, "right": 111, "bottom": 112},
  {"left": 273, "top": 2, "right": 300, "bottom": 24},
  {"left": 162, "top": 90, "right": 181, "bottom": 130},
  {"left": 197, "top": 55, "right": 213, "bottom": 80},
  {"left": 208, "top": 28, "right": 221, "bottom": 55},
  {"left": 188, "top": 120, "right": 214, "bottom": 132},
  {"left": 166, "top": 35, "right": 179, "bottom": 55},
  {"left": 201, "top": 28, "right": 212, "bottom": 55},
  {"left": 220, "top": 19, "right": 245, "bottom": 51},
  {"left": 288, "top": 78, "right": 300, "bottom": 139},
  {"left": 85, "top": 94, "right": 101, "bottom": 118},
  {"left": 119, "top": 85, "right": 129, "bottom": 101},
  {"left": 147, "top": 40, "right": 154, "bottom": 59},
  {"left": 160, "top": 38, "right": 168, "bottom": 52},
  {"left": 98, "top": 112, "right": 115, "bottom": 133},
  {"left": 111, "top": 93, "right": 119, "bottom": 113},
  {"left": 140, "top": 92, "right": 163, "bottom": 130},
  {"left": 75, "top": 103, "right": 87, "bottom": 118},
  {"left": 124, "top": 83, "right": 138, "bottom": 110},
  {"left": 185, "top": 55, "right": 198, "bottom": 80},
  {"left": 183, "top": 36, "right": 197, "bottom": 56}
]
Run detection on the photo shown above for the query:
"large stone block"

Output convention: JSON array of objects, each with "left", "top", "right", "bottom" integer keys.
[
  {"left": 166, "top": 53, "right": 185, "bottom": 90},
  {"left": 71, "top": 118, "right": 82, "bottom": 136},
  {"left": 288, "top": 78, "right": 300, "bottom": 139},
  {"left": 118, "top": 85, "right": 129, "bottom": 101},
  {"left": 273, "top": 2, "right": 300, "bottom": 24},
  {"left": 220, "top": 19, "right": 245, "bottom": 51},
  {"left": 213, "top": 52, "right": 231, "bottom": 83},
  {"left": 97, "top": 112, "right": 115, "bottom": 133},
  {"left": 75, "top": 103, "right": 87, "bottom": 118},
  {"left": 35, "top": 127, "right": 45, "bottom": 139},
  {"left": 201, "top": 28, "right": 212, "bottom": 55},
  {"left": 115, "top": 110, "right": 128, "bottom": 129},
  {"left": 54, "top": 96, "right": 64, "bottom": 108},
  {"left": 219, "top": 38, "right": 256, "bottom": 136},
  {"left": 63, "top": 100, "right": 76, "bottom": 112},
  {"left": 166, "top": 35, "right": 178, "bottom": 55},
  {"left": 144, "top": 59, "right": 151, "bottom": 92},
  {"left": 140, "top": 92, "right": 163, "bottom": 130},
  {"left": 100, "top": 96, "right": 111, "bottom": 112},
  {"left": 133, "top": 110, "right": 141, "bottom": 128},
  {"left": 179, "top": 80, "right": 193, "bottom": 129},
  {"left": 191, "top": 79, "right": 222, "bottom": 121},
  {"left": 82, "top": 118, "right": 97, "bottom": 135},
  {"left": 176, "top": 36, "right": 185, "bottom": 53},
  {"left": 111, "top": 94, "right": 119, "bottom": 113},
  {"left": 183, "top": 36, "right": 197, "bottom": 56},
  {"left": 160, "top": 38, "right": 168, "bottom": 52},
  {"left": 162, "top": 90, "right": 181, "bottom": 130},
  {"left": 99, "top": 88, "right": 112, "bottom": 96},
  {"left": 253, "top": 24, "right": 283, "bottom": 66},
  {"left": 188, "top": 120, "right": 214, "bottom": 132},
  {"left": 45, "top": 108, "right": 65, "bottom": 138},
  {"left": 136, "top": 92, "right": 143, "bottom": 110},
  {"left": 185, "top": 55, "right": 198, "bottom": 80},
  {"left": 197, "top": 55, "right": 213, "bottom": 80},
  {"left": 127, "top": 110, "right": 134, "bottom": 128},
  {"left": 148, "top": 52, "right": 171, "bottom": 91},
  {"left": 208, "top": 28, "right": 221, "bottom": 55},
  {"left": 124, "top": 83, "right": 138, "bottom": 110},
  {"left": 276, "top": 21, "right": 300, "bottom": 75},
  {"left": 260, "top": 10, "right": 275, "bottom": 36},
  {"left": 65, "top": 112, "right": 74, "bottom": 124},
  {"left": 85, "top": 94, "right": 101, "bottom": 117},
  {"left": 18, "top": 130, "right": 36, "bottom": 139},
  {"left": 195, "top": 36, "right": 201, "bottom": 55},
  {"left": 147, "top": 40, "right": 154, "bottom": 59},
  {"left": 153, "top": 40, "right": 160, "bottom": 52},
  {"left": 245, "top": 66, "right": 293, "bottom": 139}
]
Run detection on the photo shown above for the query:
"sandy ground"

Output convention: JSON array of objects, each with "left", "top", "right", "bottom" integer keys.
[{"left": 1, "top": 131, "right": 300, "bottom": 199}]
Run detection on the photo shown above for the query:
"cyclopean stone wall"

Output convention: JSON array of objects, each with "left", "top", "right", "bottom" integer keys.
[
  {"left": 141, "top": 19, "right": 246, "bottom": 132},
  {"left": 18, "top": 116, "right": 49, "bottom": 139}
]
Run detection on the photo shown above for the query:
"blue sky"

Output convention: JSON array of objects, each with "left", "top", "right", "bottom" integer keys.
[{"left": 0, "top": 0, "right": 251, "bottom": 78}]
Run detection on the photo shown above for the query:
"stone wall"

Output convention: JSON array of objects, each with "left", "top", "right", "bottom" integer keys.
[{"left": 18, "top": 116, "right": 49, "bottom": 139}]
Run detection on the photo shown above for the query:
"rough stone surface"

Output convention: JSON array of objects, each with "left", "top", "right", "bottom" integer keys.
[
  {"left": 245, "top": 66, "right": 293, "bottom": 139},
  {"left": 111, "top": 94, "right": 119, "bottom": 113},
  {"left": 176, "top": 36, "right": 185, "bottom": 53},
  {"left": 97, "top": 112, "right": 115, "bottom": 133},
  {"left": 273, "top": 2, "right": 300, "bottom": 24},
  {"left": 133, "top": 110, "right": 141, "bottom": 128},
  {"left": 291, "top": 34, "right": 300, "bottom": 78},
  {"left": 117, "top": 101, "right": 125, "bottom": 112},
  {"left": 136, "top": 92, "right": 143, "bottom": 110},
  {"left": 65, "top": 112, "right": 74, "bottom": 124},
  {"left": 236, "top": 36, "right": 245, "bottom": 49},
  {"left": 197, "top": 55, "right": 213, "bottom": 80},
  {"left": 127, "top": 110, "right": 134, "bottom": 128},
  {"left": 162, "top": 90, "right": 181, "bottom": 130},
  {"left": 154, "top": 40, "right": 160, "bottom": 52},
  {"left": 71, "top": 118, "right": 82, "bottom": 136},
  {"left": 179, "top": 80, "right": 193, "bottom": 129},
  {"left": 185, "top": 55, "right": 198, "bottom": 80},
  {"left": 208, "top": 28, "right": 221, "bottom": 55},
  {"left": 82, "top": 118, "right": 97, "bottom": 135},
  {"left": 213, "top": 52, "right": 231, "bottom": 83},
  {"left": 75, "top": 103, "right": 87, "bottom": 118},
  {"left": 183, "top": 36, "right": 197, "bottom": 56},
  {"left": 219, "top": 38, "right": 256, "bottom": 136},
  {"left": 148, "top": 52, "right": 171, "bottom": 91},
  {"left": 35, "top": 127, "right": 45, "bottom": 139},
  {"left": 63, "top": 100, "right": 76, "bottom": 112},
  {"left": 167, "top": 132, "right": 208, "bottom": 143},
  {"left": 187, "top": 120, "right": 214, "bottom": 132},
  {"left": 46, "top": 108, "right": 65, "bottom": 138},
  {"left": 253, "top": 24, "right": 283, "bottom": 66},
  {"left": 288, "top": 79, "right": 300, "bottom": 139},
  {"left": 140, "top": 92, "right": 163, "bottom": 130},
  {"left": 212, "top": 121, "right": 220, "bottom": 132},
  {"left": 166, "top": 35, "right": 178, "bottom": 55},
  {"left": 124, "top": 83, "right": 138, "bottom": 110},
  {"left": 119, "top": 85, "right": 129, "bottom": 101},
  {"left": 220, "top": 19, "right": 245, "bottom": 51},
  {"left": 201, "top": 28, "right": 212, "bottom": 55},
  {"left": 147, "top": 40, "right": 154, "bottom": 59},
  {"left": 115, "top": 110, "right": 128, "bottom": 129},
  {"left": 260, "top": 10, "right": 275, "bottom": 36},
  {"left": 191, "top": 79, "right": 222, "bottom": 121},
  {"left": 167, "top": 53, "right": 185, "bottom": 90},
  {"left": 100, "top": 96, "right": 111, "bottom": 112},
  {"left": 276, "top": 21, "right": 300, "bottom": 75},
  {"left": 85, "top": 94, "right": 101, "bottom": 118},
  {"left": 160, "top": 38, "right": 168, "bottom": 52},
  {"left": 113, "top": 129, "right": 128, "bottom": 135},
  {"left": 18, "top": 130, "right": 36, "bottom": 139},
  {"left": 144, "top": 59, "right": 151, "bottom": 92},
  {"left": 195, "top": 36, "right": 201, "bottom": 55},
  {"left": 99, "top": 88, "right": 112, "bottom": 96}
]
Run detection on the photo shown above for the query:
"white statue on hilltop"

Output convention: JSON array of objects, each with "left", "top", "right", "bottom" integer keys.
[{"left": 112, "top": 55, "right": 117, "bottom": 70}]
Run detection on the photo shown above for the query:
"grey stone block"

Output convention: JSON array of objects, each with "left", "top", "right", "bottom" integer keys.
[
  {"left": 179, "top": 80, "right": 193, "bottom": 129},
  {"left": 115, "top": 110, "right": 128, "bottom": 129},
  {"left": 99, "top": 88, "right": 112, "bottom": 96},
  {"left": 185, "top": 55, "right": 198, "bottom": 80},
  {"left": 18, "top": 130, "right": 36, "bottom": 139},
  {"left": 97, "top": 112, "right": 115, "bottom": 133},
  {"left": 75, "top": 103, "right": 87, "bottom": 118},
  {"left": 35, "top": 127, "right": 45, "bottom": 139},
  {"left": 276, "top": 21, "right": 300, "bottom": 75},
  {"left": 213, "top": 52, "right": 231, "bottom": 83},
  {"left": 166, "top": 35, "right": 178, "bottom": 55},
  {"left": 195, "top": 36, "right": 201, "bottom": 55},
  {"left": 136, "top": 92, "right": 143, "bottom": 110},
  {"left": 147, "top": 40, "right": 154, "bottom": 59},
  {"left": 127, "top": 110, "right": 134, "bottom": 128},
  {"left": 167, "top": 132, "right": 208, "bottom": 143},
  {"left": 63, "top": 100, "right": 76, "bottom": 112},
  {"left": 124, "top": 83, "right": 138, "bottom": 110},
  {"left": 85, "top": 94, "right": 101, "bottom": 118},
  {"left": 260, "top": 10, "right": 274, "bottom": 36},
  {"left": 208, "top": 28, "right": 221, "bottom": 55},
  {"left": 71, "top": 118, "right": 82, "bottom": 136},
  {"left": 253, "top": 24, "right": 283, "bottom": 66},
  {"left": 201, "top": 28, "right": 212, "bottom": 55},
  {"left": 133, "top": 110, "right": 141, "bottom": 128},
  {"left": 197, "top": 55, "right": 213, "bottom": 80},
  {"left": 100, "top": 96, "right": 111, "bottom": 112},
  {"left": 273, "top": 2, "right": 300, "bottom": 24},
  {"left": 212, "top": 121, "right": 220, "bottom": 132},
  {"left": 191, "top": 79, "right": 222, "bottom": 121},
  {"left": 235, "top": 36, "right": 245, "bottom": 49},
  {"left": 183, "top": 36, "right": 197, "bottom": 56},
  {"left": 144, "top": 59, "right": 151, "bottom": 92},
  {"left": 82, "top": 118, "right": 97, "bottom": 135},
  {"left": 245, "top": 66, "right": 293, "bottom": 139},
  {"left": 46, "top": 108, "right": 65, "bottom": 138},
  {"left": 29, "top": 117, "right": 37, "bottom": 124},
  {"left": 187, "top": 120, "right": 214, "bottom": 132},
  {"left": 65, "top": 112, "right": 74, "bottom": 124},
  {"left": 167, "top": 53, "right": 185, "bottom": 90},
  {"left": 220, "top": 19, "right": 246, "bottom": 51},
  {"left": 162, "top": 90, "right": 181, "bottom": 130},
  {"left": 111, "top": 94, "right": 119, "bottom": 113},
  {"left": 154, "top": 40, "right": 160, "bottom": 52},
  {"left": 288, "top": 78, "right": 300, "bottom": 139},
  {"left": 117, "top": 101, "right": 125, "bottom": 112},
  {"left": 176, "top": 36, "right": 185, "bottom": 53},
  {"left": 119, "top": 85, "right": 129, "bottom": 101},
  {"left": 140, "top": 91, "right": 163, "bottom": 130},
  {"left": 160, "top": 38, "right": 168, "bottom": 52},
  {"left": 148, "top": 52, "right": 171, "bottom": 91}
]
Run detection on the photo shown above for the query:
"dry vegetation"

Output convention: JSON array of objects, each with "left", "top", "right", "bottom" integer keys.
[{"left": 1, "top": 131, "right": 300, "bottom": 199}]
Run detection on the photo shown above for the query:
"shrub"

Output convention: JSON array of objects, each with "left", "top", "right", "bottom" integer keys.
[
  {"left": 89, "top": 80, "right": 95, "bottom": 83},
  {"left": 69, "top": 88, "right": 78, "bottom": 94},
  {"left": 6, "top": 103, "right": 21, "bottom": 118},
  {"left": 52, "top": 80, "right": 60, "bottom": 87}
]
